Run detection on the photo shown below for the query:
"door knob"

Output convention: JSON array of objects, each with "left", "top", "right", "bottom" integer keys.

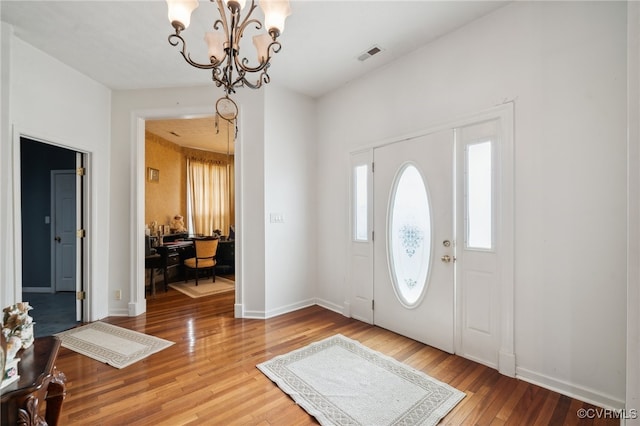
[
  {"left": 441, "top": 254, "right": 452, "bottom": 263},
  {"left": 55, "top": 236, "right": 61, "bottom": 243}
]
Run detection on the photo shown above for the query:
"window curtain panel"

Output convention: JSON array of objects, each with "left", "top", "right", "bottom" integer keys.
[{"left": 186, "top": 157, "right": 234, "bottom": 236}]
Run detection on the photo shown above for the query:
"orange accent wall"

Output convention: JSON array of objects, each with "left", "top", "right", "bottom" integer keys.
[
  {"left": 145, "top": 131, "right": 234, "bottom": 232},
  {"left": 145, "top": 132, "right": 186, "bottom": 228}
]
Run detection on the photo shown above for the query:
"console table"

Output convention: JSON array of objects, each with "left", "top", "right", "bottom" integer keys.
[
  {"left": 1, "top": 336, "right": 66, "bottom": 425},
  {"left": 151, "top": 240, "right": 194, "bottom": 293},
  {"left": 145, "top": 238, "right": 234, "bottom": 295}
]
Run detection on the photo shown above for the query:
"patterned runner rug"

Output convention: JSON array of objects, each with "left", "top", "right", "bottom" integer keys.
[
  {"left": 168, "top": 276, "right": 235, "bottom": 298},
  {"left": 257, "top": 334, "right": 465, "bottom": 426},
  {"left": 55, "top": 321, "right": 174, "bottom": 369}
]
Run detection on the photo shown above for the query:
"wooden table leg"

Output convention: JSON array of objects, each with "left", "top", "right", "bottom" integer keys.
[
  {"left": 163, "top": 267, "right": 169, "bottom": 292},
  {"left": 149, "top": 268, "right": 156, "bottom": 297},
  {"left": 44, "top": 368, "right": 66, "bottom": 426}
]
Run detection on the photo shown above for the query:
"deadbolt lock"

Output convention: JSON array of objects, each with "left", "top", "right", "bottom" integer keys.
[{"left": 443, "top": 240, "right": 451, "bottom": 247}]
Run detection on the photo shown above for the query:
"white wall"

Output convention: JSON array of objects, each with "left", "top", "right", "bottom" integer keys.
[
  {"left": 1, "top": 27, "right": 112, "bottom": 320},
  {"left": 316, "top": 1, "right": 627, "bottom": 407},
  {"left": 1, "top": 23, "right": 13, "bottom": 308},
  {"left": 263, "top": 86, "right": 317, "bottom": 317}
]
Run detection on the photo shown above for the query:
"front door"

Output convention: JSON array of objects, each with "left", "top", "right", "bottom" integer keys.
[{"left": 373, "top": 130, "right": 455, "bottom": 353}]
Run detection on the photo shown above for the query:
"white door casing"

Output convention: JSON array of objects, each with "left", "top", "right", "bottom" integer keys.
[
  {"left": 12, "top": 132, "right": 91, "bottom": 323},
  {"left": 75, "top": 153, "right": 85, "bottom": 321},
  {"left": 373, "top": 130, "right": 455, "bottom": 353}
]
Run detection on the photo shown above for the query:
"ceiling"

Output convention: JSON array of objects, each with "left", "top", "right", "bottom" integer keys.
[
  {"left": 1, "top": 0, "right": 509, "bottom": 153},
  {"left": 146, "top": 116, "right": 235, "bottom": 153}
]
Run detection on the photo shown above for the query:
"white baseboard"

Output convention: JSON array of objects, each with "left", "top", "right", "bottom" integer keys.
[
  {"left": 237, "top": 299, "right": 345, "bottom": 320},
  {"left": 234, "top": 303, "right": 243, "bottom": 318},
  {"left": 265, "top": 299, "right": 315, "bottom": 319},
  {"left": 127, "top": 300, "right": 146, "bottom": 317},
  {"left": 516, "top": 366, "right": 625, "bottom": 410},
  {"left": 315, "top": 298, "right": 346, "bottom": 316},
  {"left": 241, "top": 310, "right": 266, "bottom": 319},
  {"left": 108, "top": 308, "right": 130, "bottom": 317}
]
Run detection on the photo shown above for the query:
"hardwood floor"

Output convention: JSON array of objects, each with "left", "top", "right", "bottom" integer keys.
[{"left": 53, "top": 288, "right": 617, "bottom": 425}]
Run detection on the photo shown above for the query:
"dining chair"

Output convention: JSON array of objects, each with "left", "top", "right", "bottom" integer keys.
[{"left": 183, "top": 237, "right": 219, "bottom": 285}]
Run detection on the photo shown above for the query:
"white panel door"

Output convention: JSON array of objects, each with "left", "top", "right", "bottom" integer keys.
[
  {"left": 52, "top": 170, "right": 76, "bottom": 292},
  {"left": 373, "top": 130, "right": 455, "bottom": 353}
]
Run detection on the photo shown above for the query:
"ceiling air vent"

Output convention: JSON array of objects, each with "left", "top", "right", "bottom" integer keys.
[{"left": 358, "top": 45, "right": 383, "bottom": 62}]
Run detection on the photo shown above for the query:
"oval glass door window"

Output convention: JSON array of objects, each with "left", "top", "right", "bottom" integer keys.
[{"left": 388, "top": 164, "right": 432, "bottom": 307}]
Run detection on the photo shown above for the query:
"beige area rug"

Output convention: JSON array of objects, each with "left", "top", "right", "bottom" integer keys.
[
  {"left": 54, "top": 321, "right": 174, "bottom": 369},
  {"left": 168, "top": 276, "right": 235, "bottom": 298},
  {"left": 257, "top": 334, "right": 465, "bottom": 426}
]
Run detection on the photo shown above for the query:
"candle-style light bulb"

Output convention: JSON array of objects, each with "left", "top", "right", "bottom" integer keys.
[
  {"left": 166, "top": 0, "right": 199, "bottom": 31},
  {"left": 259, "top": 0, "right": 291, "bottom": 37}
]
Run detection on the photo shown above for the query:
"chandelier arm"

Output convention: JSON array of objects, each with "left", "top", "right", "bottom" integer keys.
[
  {"left": 236, "top": 17, "right": 263, "bottom": 39},
  {"left": 209, "top": 19, "right": 230, "bottom": 64},
  {"left": 236, "top": 67, "right": 270, "bottom": 90},
  {"left": 227, "top": 66, "right": 247, "bottom": 90},
  {"left": 211, "top": 68, "right": 231, "bottom": 92},
  {"left": 213, "top": 0, "right": 231, "bottom": 41},
  {"left": 237, "top": 0, "right": 260, "bottom": 33},
  {"left": 235, "top": 41, "right": 281, "bottom": 73},
  {"left": 169, "top": 33, "right": 220, "bottom": 69},
  {"left": 231, "top": 73, "right": 255, "bottom": 90},
  {"left": 212, "top": 0, "right": 235, "bottom": 92},
  {"left": 231, "top": 3, "right": 275, "bottom": 72}
]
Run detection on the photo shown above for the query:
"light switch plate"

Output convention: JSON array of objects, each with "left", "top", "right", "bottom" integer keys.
[{"left": 270, "top": 213, "right": 285, "bottom": 223}]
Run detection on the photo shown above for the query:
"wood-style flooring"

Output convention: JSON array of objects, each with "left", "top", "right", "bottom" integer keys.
[{"left": 53, "top": 287, "right": 618, "bottom": 425}]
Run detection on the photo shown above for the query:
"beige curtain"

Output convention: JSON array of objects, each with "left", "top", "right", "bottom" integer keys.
[{"left": 187, "top": 158, "right": 234, "bottom": 236}]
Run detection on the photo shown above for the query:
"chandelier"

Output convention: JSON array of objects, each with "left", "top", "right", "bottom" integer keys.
[{"left": 166, "top": 0, "right": 291, "bottom": 121}]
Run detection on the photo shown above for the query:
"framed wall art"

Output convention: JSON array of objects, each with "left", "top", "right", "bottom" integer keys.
[{"left": 147, "top": 167, "right": 159, "bottom": 182}]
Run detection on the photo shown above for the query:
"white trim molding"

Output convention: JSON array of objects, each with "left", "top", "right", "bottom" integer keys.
[{"left": 627, "top": 0, "right": 640, "bottom": 422}]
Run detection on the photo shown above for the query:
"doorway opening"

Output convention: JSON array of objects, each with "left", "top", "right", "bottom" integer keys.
[
  {"left": 20, "top": 137, "right": 85, "bottom": 337},
  {"left": 137, "top": 112, "right": 238, "bottom": 309}
]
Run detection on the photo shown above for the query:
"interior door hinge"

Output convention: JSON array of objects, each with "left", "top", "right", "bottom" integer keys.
[
  {"left": 371, "top": 162, "right": 375, "bottom": 172},
  {"left": 76, "top": 167, "right": 86, "bottom": 176},
  {"left": 76, "top": 291, "right": 86, "bottom": 300},
  {"left": 372, "top": 230, "right": 374, "bottom": 241},
  {"left": 372, "top": 300, "right": 374, "bottom": 310},
  {"left": 76, "top": 229, "right": 86, "bottom": 238}
]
